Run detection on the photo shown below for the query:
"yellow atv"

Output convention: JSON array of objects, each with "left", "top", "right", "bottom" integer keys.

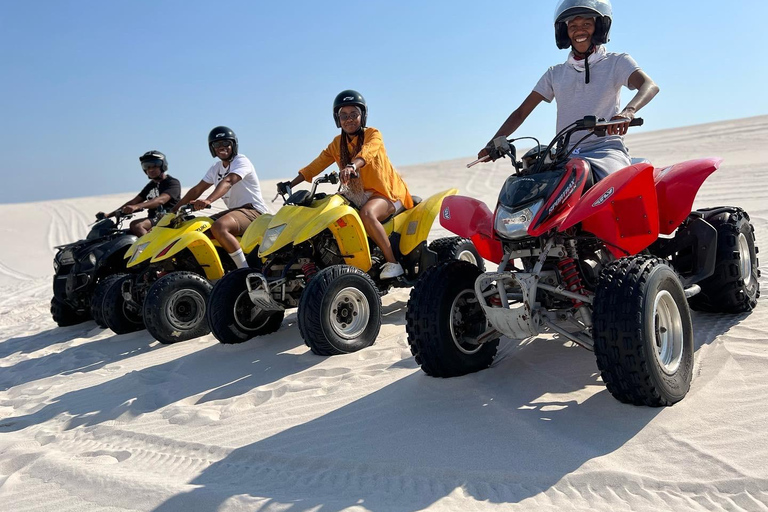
[
  {"left": 206, "top": 171, "right": 483, "bottom": 355},
  {"left": 102, "top": 204, "right": 250, "bottom": 343}
]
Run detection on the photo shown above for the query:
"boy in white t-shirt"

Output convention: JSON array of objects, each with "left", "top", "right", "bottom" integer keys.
[
  {"left": 479, "top": 0, "right": 659, "bottom": 179},
  {"left": 172, "top": 126, "right": 268, "bottom": 269}
]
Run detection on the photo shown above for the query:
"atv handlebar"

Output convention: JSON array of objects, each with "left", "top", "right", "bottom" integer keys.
[
  {"left": 273, "top": 171, "right": 341, "bottom": 203},
  {"left": 467, "top": 115, "right": 644, "bottom": 169}
]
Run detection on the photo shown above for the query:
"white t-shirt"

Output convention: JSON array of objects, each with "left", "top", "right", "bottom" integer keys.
[
  {"left": 202, "top": 154, "right": 268, "bottom": 213},
  {"left": 533, "top": 51, "right": 640, "bottom": 150}
]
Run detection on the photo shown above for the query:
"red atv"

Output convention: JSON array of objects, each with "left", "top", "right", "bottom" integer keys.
[{"left": 405, "top": 116, "right": 760, "bottom": 407}]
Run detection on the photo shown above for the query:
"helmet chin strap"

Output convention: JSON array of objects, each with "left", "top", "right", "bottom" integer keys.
[{"left": 572, "top": 43, "right": 595, "bottom": 84}]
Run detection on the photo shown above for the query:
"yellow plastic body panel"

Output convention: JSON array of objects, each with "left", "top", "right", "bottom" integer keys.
[
  {"left": 393, "top": 189, "right": 457, "bottom": 255},
  {"left": 240, "top": 213, "right": 274, "bottom": 254},
  {"left": 124, "top": 215, "right": 224, "bottom": 280}
]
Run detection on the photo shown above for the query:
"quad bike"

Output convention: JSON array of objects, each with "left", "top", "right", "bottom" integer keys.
[
  {"left": 102, "top": 204, "right": 242, "bottom": 343},
  {"left": 206, "top": 170, "right": 483, "bottom": 355},
  {"left": 51, "top": 212, "right": 138, "bottom": 327},
  {"left": 405, "top": 116, "right": 760, "bottom": 407}
]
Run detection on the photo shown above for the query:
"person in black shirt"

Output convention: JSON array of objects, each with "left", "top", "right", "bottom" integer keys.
[{"left": 97, "top": 150, "right": 182, "bottom": 236}]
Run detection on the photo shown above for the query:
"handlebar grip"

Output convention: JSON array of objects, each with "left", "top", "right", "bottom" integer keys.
[{"left": 629, "top": 118, "right": 643, "bottom": 127}]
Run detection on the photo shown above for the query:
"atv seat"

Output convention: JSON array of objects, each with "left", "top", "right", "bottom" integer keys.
[{"left": 380, "top": 195, "right": 420, "bottom": 224}]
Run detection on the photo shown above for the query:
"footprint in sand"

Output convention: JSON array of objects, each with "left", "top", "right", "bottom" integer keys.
[{"left": 75, "top": 450, "right": 132, "bottom": 464}]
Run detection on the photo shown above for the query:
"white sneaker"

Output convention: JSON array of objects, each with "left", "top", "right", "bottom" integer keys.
[{"left": 380, "top": 262, "right": 404, "bottom": 279}]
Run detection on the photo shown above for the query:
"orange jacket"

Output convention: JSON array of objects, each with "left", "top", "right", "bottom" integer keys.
[{"left": 299, "top": 127, "right": 414, "bottom": 209}]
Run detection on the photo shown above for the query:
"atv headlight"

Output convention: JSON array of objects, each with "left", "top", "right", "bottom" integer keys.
[
  {"left": 260, "top": 224, "right": 287, "bottom": 253},
  {"left": 129, "top": 242, "right": 150, "bottom": 264},
  {"left": 494, "top": 200, "right": 543, "bottom": 239}
]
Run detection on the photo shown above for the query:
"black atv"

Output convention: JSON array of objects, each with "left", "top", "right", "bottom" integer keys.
[{"left": 51, "top": 212, "right": 138, "bottom": 327}]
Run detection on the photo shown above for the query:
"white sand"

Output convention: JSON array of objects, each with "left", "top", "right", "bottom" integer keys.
[{"left": 1, "top": 116, "right": 767, "bottom": 511}]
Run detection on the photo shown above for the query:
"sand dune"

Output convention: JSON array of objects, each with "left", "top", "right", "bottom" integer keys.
[{"left": 0, "top": 116, "right": 766, "bottom": 511}]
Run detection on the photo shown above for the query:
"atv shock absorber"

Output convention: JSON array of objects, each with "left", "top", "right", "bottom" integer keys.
[
  {"left": 302, "top": 262, "right": 318, "bottom": 282},
  {"left": 556, "top": 257, "right": 586, "bottom": 308}
]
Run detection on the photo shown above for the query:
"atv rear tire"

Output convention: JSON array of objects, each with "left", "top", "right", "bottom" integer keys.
[
  {"left": 207, "top": 268, "right": 284, "bottom": 344},
  {"left": 429, "top": 236, "right": 485, "bottom": 271},
  {"left": 689, "top": 207, "right": 760, "bottom": 313},
  {"left": 143, "top": 271, "right": 212, "bottom": 344},
  {"left": 103, "top": 275, "right": 144, "bottom": 334},
  {"left": 593, "top": 256, "right": 693, "bottom": 407},
  {"left": 405, "top": 260, "right": 498, "bottom": 377},
  {"left": 90, "top": 274, "right": 125, "bottom": 328},
  {"left": 298, "top": 265, "right": 382, "bottom": 355},
  {"left": 50, "top": 296, "right": 89, "bottom": 327}
]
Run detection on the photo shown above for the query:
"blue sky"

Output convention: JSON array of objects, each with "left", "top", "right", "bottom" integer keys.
[{"left": 2, "top": 0, "right": 766, "bottom": 204}]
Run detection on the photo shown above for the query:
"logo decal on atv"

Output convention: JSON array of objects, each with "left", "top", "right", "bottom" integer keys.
[
  {"left": 442, "top": 207, "right": 451, "bottom": 220},
  {"left": 592, "top": 187, "right": 614, "bottom": 207},
  {"left": 548, "top": 177, "right": 577, "bottom": 215}
]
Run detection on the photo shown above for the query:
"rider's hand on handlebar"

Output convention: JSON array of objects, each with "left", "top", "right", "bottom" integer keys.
[
  {"left": 277, "top": 181, "right": 292, "bottom": 196},
  {"left": 192, "top": 198, "right": 212, "bottom": 211},
  {"left": 121, "top": 204, "right": 139, "bottom": 215},
  {"left": 608, "top": 108, "right": 635, "bottom": 136},
  {"left": 95, "top": 212, "right": 106, "bottom": 221},
  {"left": 478, "top": 141, "right": 503, "bottom": 162},
  {"left": 340, "top": 164, "right": 359, "bottom": 184}
]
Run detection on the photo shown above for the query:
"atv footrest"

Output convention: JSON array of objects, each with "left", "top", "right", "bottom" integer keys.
[{"left": 246, "top": 273, "right": 285, "bottom": 312}]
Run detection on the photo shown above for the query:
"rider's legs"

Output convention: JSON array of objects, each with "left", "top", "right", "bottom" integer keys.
[
  {"left": 359, "top": 195, "right": 404, "bottom": 278},
  {"left": 130, "top": 218, "right": 153, "bottom": 237},
  {"left": 210, "top": 205, "right": 261, "bottom": 268}
]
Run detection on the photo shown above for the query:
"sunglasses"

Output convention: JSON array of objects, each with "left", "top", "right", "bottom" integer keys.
[
  {"left": 212, "top": 140, "right": 233, "bottom": 149},
  {"left": 339, "top": 112, "right": 361, "bottom": 122},
  {"left": 141, "top": 161, "right": 163, "bottom": 171}
]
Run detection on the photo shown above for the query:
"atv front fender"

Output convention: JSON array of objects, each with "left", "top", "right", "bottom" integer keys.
[
  {"left": 561, "top": 163, "right": 659, "bottom": 258},
  {"left": 438, "top": 195, "right": 503, "bottom": 264},
  {"left": 240, "top": 213, "right": 274, "bottom": 254},
  {"left": 394, "top": 189, "right": 458, "bottom": 256},
  {"left": 294, "top": 205, "right": 372, "bottom": 271},
  {"left": 150, "top": 231, "right": 225, "bottom": 280}
]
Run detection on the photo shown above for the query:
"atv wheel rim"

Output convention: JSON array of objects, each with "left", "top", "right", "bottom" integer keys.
[
  {"left": 652, "top": 290, "right": 684, "bottom": 374},
  {"left": 449, "top": 289, "right": 484, "bottom": 355},
  {"left": 233, "top": 290, "right": 272, "bottom": 332},
  {"left": 456, "top": 250, "right": 478, "bottom": 266},
  {"left": 166, "top": 289, "right": 206, "bottom": 331},
  {"left": 329, "top": 287, "right": 369, "bottom": 340},
  {"left": 738, "top": 233, "right": 753, "bottom": 286}
]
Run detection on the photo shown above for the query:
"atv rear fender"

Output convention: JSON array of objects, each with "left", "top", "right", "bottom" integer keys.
[
  {"left": 393, "top": 188, "right": 458, "bottom": 256},
  {"left": 439, "top": 195, "right": 503, "bottom": 264},
  {"left": 654, "top": 158, "right": 722, "bottom": 235},
  {"left": 150, "top": 231, "right": 225, "bottom": 280}
]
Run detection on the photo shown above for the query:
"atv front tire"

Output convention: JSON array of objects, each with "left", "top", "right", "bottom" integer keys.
[
  {"left": 689, "top": 207, "right": 760, "bottom": 313},
  {"left": 143, "top": 271, "right": 212, "bottom": 344},
  {"left": 593, "top": 256, "right": 693, "bottom": 407},
  {"left": 90, "top": 274, "right": 125, "bottom": 328},
  {"left": 103, "top": 275, "right": 144, "bottom": 334},
  {"left": 429, "top": 236, "right": 485, "bottom": 271},
  {"left": 298, "top": 265, "right": 382, "bottom": 355},
  {"left": 207, "top": 268, "right": 284, "bottom": 344},
  {"left": 50, "top": 296, "right": 89, "bottom": 327},
  {"left": 405, "top": 260, "right": 498, "bottom": 377}
]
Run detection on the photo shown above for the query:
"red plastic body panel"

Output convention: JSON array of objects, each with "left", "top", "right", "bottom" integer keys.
[
  {"left": 561, "top": 162, "right": 659, "bottom": 257},
  {"left": 529, "top": 158, "right": 589, "bottom": 237},
  {"left": 439, "top": 195, "right": 504, "bottom": 263},
  {"left": 654, "top": 157, "right": 722, "bottom": 234}
]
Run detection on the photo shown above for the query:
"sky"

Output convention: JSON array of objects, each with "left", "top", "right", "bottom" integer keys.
[{"left": 2, "top": 0, "right": 767, "bottom": 204}]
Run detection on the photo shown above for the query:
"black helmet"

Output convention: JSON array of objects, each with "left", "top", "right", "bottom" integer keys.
[
  {"left": 333, "top": 90, "right": 367, "bottom": 128},
  {"left": 208, "top": 126, "right": 238, "bottom": 158},
  {"left": 554, "top": 0, "right": 612, "bottom": 50},
  {"left": 139, "top": 150, "right": 168, "bottom": 172}
]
